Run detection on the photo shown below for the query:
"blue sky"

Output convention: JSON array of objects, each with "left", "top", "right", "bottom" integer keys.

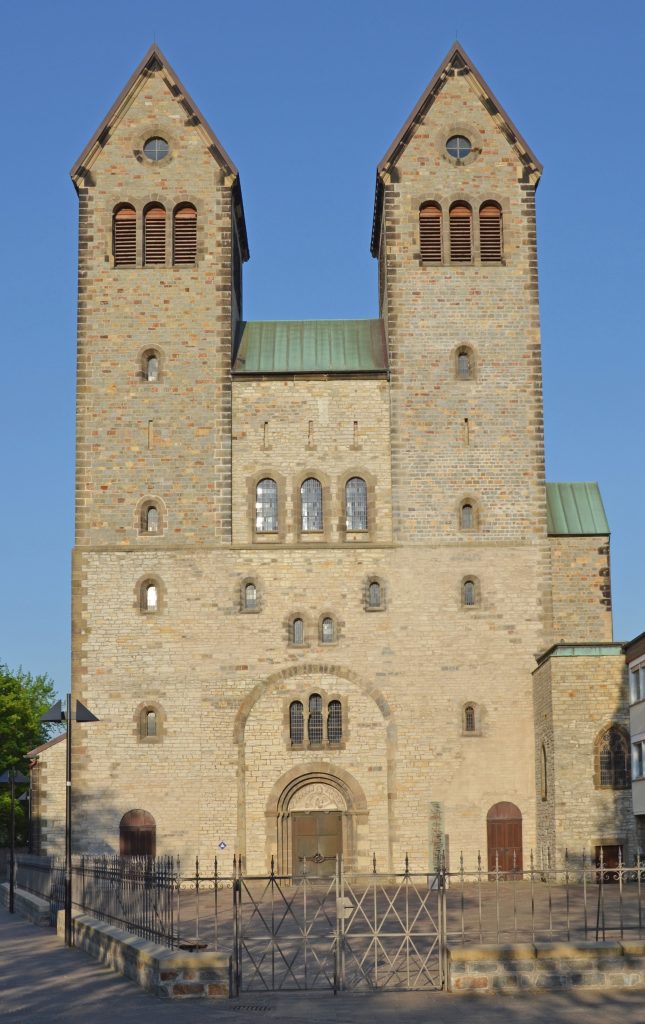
[{"left": 0, "top": 0, "right": 643, "bottom": 695}]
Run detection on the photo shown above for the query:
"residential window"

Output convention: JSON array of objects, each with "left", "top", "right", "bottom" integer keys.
[
  {"left": 255, "top": 479, "right": 278, "bottom": 533},
  {"left": 632, "top": 739, "right": 645, "bottom": 780},
  {"left": 630, "top": 665, "right": 645, "bottom": 704},
  {"left": 321, "top": 617, "right": 335, "bottom": 644},
  {"left": 479, "top": 202, "right": 503, "bottom": 262},
  {"left": 308, "top": 693, "right": 323, "bottom": 744},
  {"left": 244, "top": 583, "right": 257, "bottom": 610},
  {"left": 113, "top": 205, "right": 136, "bottom": 267},
  {"left": 301, "top": 478, "right": 323, "bottom": 532},
  {"left": 143, "top": 204, "right": 166, "bottom": 265},
  {"left": 464, "top": 704, "right": 476, "bottom": 733},
  {"left": 327, "top": 700, "right": 342, "bottom": 743},
  {"left": 419, "top": 203, "right": 442, "bottom": 262},
  {"left": 449, "top": 203, "right": 472, "bottom": 263},
  {"left": 597, "top": 727, "right": 630, "bottom": 789},
  {"left": 346, "top": 477, "right": 368, "bottom": 531},
  {"left": 292, "top": 617, "right": 304, "bottom": 646},
  {"left": 173, "top": 204, "right": 197, "bottom": 265},
  {"left": 290, "top": 701, "right": 304, "bottom": 745}
]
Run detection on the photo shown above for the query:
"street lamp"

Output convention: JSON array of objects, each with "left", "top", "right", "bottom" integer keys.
[
  {"left": 40, "top": 695, "right": 99, "bottom": 946},
  {"left": 0, "top": 768, "right": 29, "bottom": 913}
]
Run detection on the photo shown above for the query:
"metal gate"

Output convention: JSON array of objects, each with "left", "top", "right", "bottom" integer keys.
[{"left": 231, "top": 857, "right": 445, "bottom": 994}]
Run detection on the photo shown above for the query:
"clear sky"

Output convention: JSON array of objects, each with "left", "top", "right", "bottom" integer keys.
[{"left": 1, "top": 0, "right": 643, "bottom": 696}]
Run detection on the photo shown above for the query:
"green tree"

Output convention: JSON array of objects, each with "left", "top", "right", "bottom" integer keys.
[{"left": 0, "top": 664, "right": 58, "bottom": 846}]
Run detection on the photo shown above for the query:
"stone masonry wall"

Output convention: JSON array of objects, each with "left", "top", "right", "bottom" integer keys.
[{"left": 550, "top": 537, "right": 612, "bottom": 642}]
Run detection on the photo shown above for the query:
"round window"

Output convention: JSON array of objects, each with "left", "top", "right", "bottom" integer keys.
[
  {"left": 446, "top": 135, "right": 471, "bottom": 160},
  {"left": 143, "top": 137, "right": 169, "bottom": 162}
]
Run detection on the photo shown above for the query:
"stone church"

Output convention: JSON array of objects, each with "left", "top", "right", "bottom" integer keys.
[{"left": 29, "top": 42, "right": 637, "bottom": 873}]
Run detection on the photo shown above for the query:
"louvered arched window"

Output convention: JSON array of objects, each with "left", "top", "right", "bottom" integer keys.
[
  {"left": 346, "top": 477, "right": 368, "bottom": 531},
  {"left": 301, "top": 478, "right": 323, "bottom": 532},
  {"left": 308, "top": 693, "right": 323, "bottom": 744},
  {"left": 290, "top": 701, "right": 304, "bottom": 744},
  {"left": 255, "top": 479, "right": 278, "bottom": 533},
  {"left": 173, "top": 204, "right": 197, "bottom": 265},
  {"left": 463, "top": 579, "right": 476, "bottom": 607},
  {"left": 143, "top": 205, "right": 166, "bottom": 265},
  {"left": 449, "top": 203, "right": 472, "bottom": 263},
  {"left": 368, "top": 581, "right": 381, "bottom": 608},
  {"left": 419, "top": 203, "right": 442, "bottom": 263},
  {"left": 479, "top": 203, "right": 503, "bottom": 262},
  {"left": 113, "top": 206, "right": 136, "bottom": 267},
  {"left": 327, "top": 700, "right": 342, "bottom": 743},
  {"left": 460, "top": 503, "right": 474, "bottom": 530}
]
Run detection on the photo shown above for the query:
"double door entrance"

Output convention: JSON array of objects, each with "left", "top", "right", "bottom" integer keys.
[{"left": 292, "top": 810, "right": 342, "bottom": 876}]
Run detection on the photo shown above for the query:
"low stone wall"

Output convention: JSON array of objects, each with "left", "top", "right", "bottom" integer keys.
[
  {"left": 449, "top": 940, "right": 645, "bottom": 992},
  {"left": 0, "top": 882, "right": 51, "bottom": 927},
  {"left": 57, "top": 911, "right": 230, "bottom": 998}
]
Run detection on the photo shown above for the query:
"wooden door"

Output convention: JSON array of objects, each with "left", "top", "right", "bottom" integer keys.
[
  {"left": 292, "top": 811, "right": 342, "bottom": 876},
  {"left": 595, "top": 844, "right": 622, "bottom": 882},
  {"left": 487, "top": 802, "right": 522, "bottom": 875}
]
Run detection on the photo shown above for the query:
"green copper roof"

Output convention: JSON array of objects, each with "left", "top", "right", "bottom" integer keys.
[
  {"left": 233, "top": 319, "right": 387, "bottom": 374},
  {"left": 546, "top": 482, "right": 609, "bottom": 536}
]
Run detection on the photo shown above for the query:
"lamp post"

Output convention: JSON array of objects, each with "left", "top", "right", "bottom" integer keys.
[
  {"left": 40, "top": 695, "right": 99, "bottom": 946},
  {"left": 0, "top": 768, "right": 29, "bottom": 913}
]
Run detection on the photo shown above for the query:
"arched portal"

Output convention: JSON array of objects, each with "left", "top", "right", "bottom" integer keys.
[
  {"left": 267, "top": 766, "right": 368, "bottom": 875},
  {"left": 119, "top": 809, "right": 156, "bottom": 857},
  {"left": 487, "top": 802, "right": 522, "bottom": 874}
]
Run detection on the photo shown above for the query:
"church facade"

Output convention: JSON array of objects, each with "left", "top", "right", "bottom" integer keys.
[{"left": 30, "top": 43, "right": 637, "bottom": 873}]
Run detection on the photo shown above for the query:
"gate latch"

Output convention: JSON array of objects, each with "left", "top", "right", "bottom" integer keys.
[{"left": 336, "top": 897, "right": 354, "bottom": 920}]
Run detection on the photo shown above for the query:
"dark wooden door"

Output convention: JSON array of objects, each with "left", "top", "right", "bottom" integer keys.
[
  {"left": 292, "top": 811, "right": 342, "bottom": 876},
  {"left": 487, "top": 802, "right": 522, "bottom": 875},
  {"left": 595, "top": 844, "right": 623, "bottom": 882}
]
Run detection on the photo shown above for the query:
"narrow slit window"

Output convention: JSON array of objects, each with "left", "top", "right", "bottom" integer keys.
[
  {"left": 173, "top": 205, "right": 197, "bottom": 265},
  {"left": 301, "top": 478, "right": 323, "bottom": 532},
  {"left": 113, "top": 206, "right": 136, "bottom": 267},
  {"left": 346, "top": 477, "right": 368, "bottom": 531},
  {"left": 143, "top": 583, "right": 158, "bottom": 612},
  {"left": 419, "top": 204, "right": 442, "bottom": 262},
  {"left": 449, "top": 204, "right": 472, "bottom": 263},
  {"left": 480, "top": 203, "right": 503, "bottom": 262},
  {"left": 290, "top": 701, "right": 304, "bottom": 744},
  {"left": 145, "top": 710, "right": 157, "bottom": 737},
  {"left": 368, "top": 581, "right": 381, "bottom": 608},
  {"left": 293, "top": 617, "right": 304, "bottom": 646},
  {"left": 145, "top": 354, "right": 159, "bottom": 382},
  {"left": 327, "top": 700, "right": 342, "bottom": 743},
  {"left": 321, "top": 617, "right": 335, "bottom": 644},
  {"left": 541, "top": 744, "right": 548, "bottom": 799},
  {"left": 244, "top": 583, "right": 257, "bottom": 609},
  {"left": 463, "top": 580, "right": 476, "bottom": 607},
  {"left": 457, "top": 348, "right": 472, "bottom": 380},
  {"left": 143, "top": 205, "right": 166, "bottom": 265},
  {"left": 145, "top": 505, "right": 159, "bottom": 533},
  {"left": 255, "top": 479, "right": 278, "bottom": 533},
  {"left": 464, "top": 705, "right": 476, "bottom": 733},
  {"left": 460, "top": 503, "right": 473, "bottom": 530},
  {"left": 308, "top": 693, "right": 323, "bottom": 744}
]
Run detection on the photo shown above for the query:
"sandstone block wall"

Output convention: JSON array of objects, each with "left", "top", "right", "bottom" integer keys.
[{"left": 550, "top": 537, "right": 612, "bottom": 642}]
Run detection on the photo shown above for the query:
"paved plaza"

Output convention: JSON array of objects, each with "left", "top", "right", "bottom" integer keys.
[{"left": 1, "top": 906, "right": 645, "bottom": 1024}]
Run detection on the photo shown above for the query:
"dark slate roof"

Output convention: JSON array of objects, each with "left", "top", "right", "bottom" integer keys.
[
  {"left": 233, "top": 320, "right": 388, "bottom": 374},
  {"left": 546, "top": 482, "right": 609, "bottom": 536}
]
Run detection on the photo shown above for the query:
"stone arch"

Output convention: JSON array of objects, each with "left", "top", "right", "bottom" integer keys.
[{"left": 266, "top": 763, "right": 368, "bottom": 874}]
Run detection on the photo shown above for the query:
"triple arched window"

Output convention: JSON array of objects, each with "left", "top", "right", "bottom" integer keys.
[
  {"left": 253, "top": 476, "right": 369, "bottom": 535},
  {"left": 418, "top": 202, "right": 503, "bottom": 264},
  {"left": 113, "top": 204, "right": 197, "bottom": 267},
  {"left": 289, "top": 695, "right": 343, "bottom": 747}
]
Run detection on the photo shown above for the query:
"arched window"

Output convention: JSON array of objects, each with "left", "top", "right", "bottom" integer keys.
[
  {"left": 464, "top": 704, "right": 476, "bottom": 733},
  {"left": 119, "top": 810, "right": 156, "bottom": 857},
  {"left": 292, "top": 617, "right": 304, "bottom": 646},
  {"left": 142, "top": 582, "right": 158, "bottom": 613},
  {"left": 541, "top": 743, "right": 548, "bottom": 800},
  {"left": 460, "top": 503, "right": 474, "bottom": 530},
  {"left": 145, "top": 710, "right": 157, "bottom": 737},
  {"left": 449, "top": 203, "right": 472, "bottom": 263},
  {"left": 346, "top": 477, "right": 368, "bottom": 532},
  {"left": 300, "top": 478, "right": 323, "bottom": 532},
  {"left": 327, "top": 700, "right": 343, "bottom": 743},
  {"left": 597, "top": 727, "right": 630, "bottom": 789},
  {"left": 308, "top": 693, "right": 323, "bottom": 744},
  {"left": 244, "top": 582, "right": 257, "bottom": 610},
  {"left": 463, "top": 579, "right": 476, "bottom": 607},
  {"left": 480, "top": 203, "right": 503, "bottom": 262},
  {"left": 419, "top": 203, "right": 442, "bottom": 262},
  {"left": 143, "top": 505, "right": 159, "bottom": 533},
  {"left": 113, "top": 205, "right": 136, "bottom": 267},
  {"left": 368, "top": 581, "right": 382, "bottom": 608},
  {"left": 173, "top": 204, "right": 197, "bottom": 265},
  {"left": 144, "top": 352, "right": 159, "bottom": 382},
  {"left": 290, "top": 701, "right": 304, "bottom": 744},
  {"left": 321, "top": 617, "right": 335, "bottom": 644},
  {"left": 255, "top": 479, "right": 278, "bottom": 533},
  {"left": 456, "top": 347, "right": 473, "bottom": 380},
  {"left": 143, "top": 204, "right": 166, "bottom": 265}
]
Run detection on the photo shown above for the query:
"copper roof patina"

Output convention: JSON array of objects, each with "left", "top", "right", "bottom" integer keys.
[
  {"left": 233, "top": 319, "right": 387, "bottom": 375},
  {"left": 546, "top": 482, "right": 609, "bottom": 536}
]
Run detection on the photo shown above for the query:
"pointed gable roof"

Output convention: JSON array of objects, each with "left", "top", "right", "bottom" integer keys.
[
  {"left": 371, "top": 42, "right": 542, "bottom": 256},
  {"left": 70, "top": 44, "right": 248, "bottom": 259}
]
